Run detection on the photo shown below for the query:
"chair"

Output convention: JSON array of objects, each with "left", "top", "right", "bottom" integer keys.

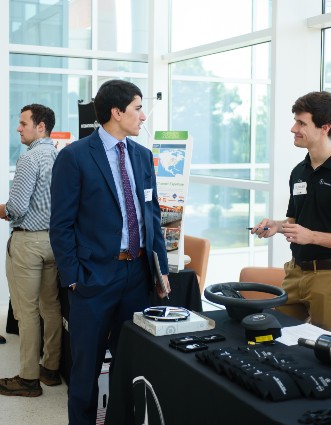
[
  {"left": 238, "top": 266, "right": 285, "bottom": 300},
  {"left": 184, "top": 235, "right": 210, "bottom": 295}
]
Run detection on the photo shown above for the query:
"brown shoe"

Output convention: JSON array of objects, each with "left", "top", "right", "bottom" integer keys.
[
  {"left": 39, "top": 365, "right": 62, "bottom": 386},
  {"left": 0, "top": 375, "right": 42, "bottom": 397}
]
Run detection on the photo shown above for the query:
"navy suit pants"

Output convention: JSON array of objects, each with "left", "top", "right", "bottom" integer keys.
[{"left": 67, "top": 255, "right": 151, "bottom": 425}]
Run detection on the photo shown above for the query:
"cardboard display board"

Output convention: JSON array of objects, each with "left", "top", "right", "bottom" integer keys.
[{"left": 152, "top": 131, "right": 193, "bottom": 272}]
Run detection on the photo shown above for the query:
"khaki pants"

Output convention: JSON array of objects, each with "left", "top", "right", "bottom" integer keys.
[
  {"left": 6, "top": 230, "right": 62, "bottom": 379},
  {"left": 276, "top": 259, "right": 331, "bottom": 331}
]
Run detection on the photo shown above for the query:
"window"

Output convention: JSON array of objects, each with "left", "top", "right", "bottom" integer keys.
[
  {"left": 322, "top": 29, "right": 331, "bottom": 92},
  {"left": 10, "top": 71, "right": 92, "bottom": 166},
  {"left": 171, "top": 0, "right": 272, "bottom": 51},
  {"left": 10, "top": 0, "right": 92, "bottom": 48},
  {"left": 170, "top": 42, "right": 270, "bottom": 252},
  {"left": 98, "top": 0, "right": 148, "bottom": 52}
]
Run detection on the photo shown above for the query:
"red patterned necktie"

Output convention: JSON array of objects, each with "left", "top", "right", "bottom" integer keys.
[{"left": 117, "top": 142, "right": 140, "bottom": 258}]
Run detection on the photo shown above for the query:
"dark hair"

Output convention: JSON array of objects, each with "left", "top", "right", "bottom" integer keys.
[
  {"left": 21, "top": 104, "right": 55, "bottom": 136},
  {"left": 292, "top": 91, "right": 331, "bottom": 137},
  {"left": 93, "top": 79, "right": 143, "bottom": 125}
]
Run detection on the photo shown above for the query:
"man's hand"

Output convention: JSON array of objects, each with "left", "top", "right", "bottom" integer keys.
[
  {"left": 156, "top": 275, "right": 171, "bottom": 299},
  {"left": 282, "top": 223, "right": 312, "bottom": 245},
  {"left": 250, "top": 218, "right": 296, "bottom": 238},
  {"left": 0, "top": 204, "right": 7, "bottom": 219},
  {"left": 250, "top": 219, "right": 278, "bottom": 238}
]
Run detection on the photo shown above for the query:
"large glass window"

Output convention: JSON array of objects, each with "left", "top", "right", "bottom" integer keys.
[
  {"left": 171, "top": 0, "right": 272, "bottom": 51},
  {"left": 9, "top": 0, "right": 148, "bottom": 52},
  {"left": 170, "top": 43, "right": 271, "bottom": 181},
  {"left": 185, "top": 182, "right": 268, "bottom": 249},
  {"left": 10, "top": 0, "right": 92, "bottom": 48},
  {"left": 10, "top": 50, "right": 148, "bottom": 165},
  {"left": 10, "top": 72, "right": 91, "bottom": 166},
  {"left": 324, "top": 0, "right": 331, "bottom": 13},
  {"left": 170, "top": 24, "right": 270, "bottom": 256},
  {"left": 97, "top": 0, "right": 148, "bottom": 53}
]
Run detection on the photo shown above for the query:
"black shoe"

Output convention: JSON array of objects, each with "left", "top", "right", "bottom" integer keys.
[
  {"left": 39, "top": 365, "right": 62, "bottom": 386},
  {"left": 0, "top": 335, "right": 6, "bottom": 344}
]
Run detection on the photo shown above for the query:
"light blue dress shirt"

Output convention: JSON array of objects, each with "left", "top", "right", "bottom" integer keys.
[{"left": 98, "top": 126, "right": 144, "bottom": 250}]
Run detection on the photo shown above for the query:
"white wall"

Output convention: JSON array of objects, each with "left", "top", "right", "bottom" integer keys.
[
  {"left": 0, "top": 1, "right": 10, "bottom": 304},
  {"left": 269, "top": 0, "right": 322, "bottom": 267}
]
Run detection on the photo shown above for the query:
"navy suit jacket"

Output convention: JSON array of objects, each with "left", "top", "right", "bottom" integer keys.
[{"left": 50, "top": 130, "right": 168, "bottom": 296}]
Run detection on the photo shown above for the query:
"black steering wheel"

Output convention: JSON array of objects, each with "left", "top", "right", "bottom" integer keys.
[{"left": 204, "top": 282, "right": 288, "bottom": 321}]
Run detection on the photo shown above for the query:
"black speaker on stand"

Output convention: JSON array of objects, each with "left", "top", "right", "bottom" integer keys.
[{"left": 78, "top": 100, "right": 99, "bottom": 139}]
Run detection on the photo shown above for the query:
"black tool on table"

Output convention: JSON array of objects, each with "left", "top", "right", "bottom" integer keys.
[{"left": 298, "top": 334, "right": 331, "bottom": 365}]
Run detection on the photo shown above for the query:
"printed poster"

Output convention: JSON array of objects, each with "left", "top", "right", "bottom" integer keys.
[
  {"left": 153, "top": 131, "right": 193, "bottom": 272},
  {"left": 51, "top": 131, "right": 73, "bottom": 151}
]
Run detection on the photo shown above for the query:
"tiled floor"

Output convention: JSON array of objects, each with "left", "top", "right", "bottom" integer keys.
[{"left": 0, "top": 303, "right": 68, "bottom": 425}]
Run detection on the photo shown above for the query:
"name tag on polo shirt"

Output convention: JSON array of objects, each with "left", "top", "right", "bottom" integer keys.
[
  {"left": 144, "top": 188, "right": 153, "bottom": 202},
  {"left": 293, "top": 182, "right": 307, "bottom": 195}
]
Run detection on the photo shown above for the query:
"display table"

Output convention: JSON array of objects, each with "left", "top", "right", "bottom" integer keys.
[
  {"left": 58, "top": 268, "right": 201, "bottom": 385},
  {"left": 105, "top": 309, "right": 331, "bottom": 425}
]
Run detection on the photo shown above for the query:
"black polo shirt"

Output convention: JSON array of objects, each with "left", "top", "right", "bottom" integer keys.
[{"left": 286, "top": 153, "right": 331, "bottom": 261}]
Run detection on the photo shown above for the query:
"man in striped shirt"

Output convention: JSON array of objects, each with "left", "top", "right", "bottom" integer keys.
[{"left": 0, "top": 104, "right": 62, "bottom": 397}]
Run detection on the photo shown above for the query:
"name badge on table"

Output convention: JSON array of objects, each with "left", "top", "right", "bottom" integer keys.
[
  {"left": 144, "top": 188, "right": 153, "bottom": 202},
  {"left": 293, "top": 182, "right": 307, "bottom": 195}
]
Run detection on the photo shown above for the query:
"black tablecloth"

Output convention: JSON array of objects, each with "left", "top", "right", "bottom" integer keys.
[
  {"left": 152, "top": 268, "right": 202, "bottom": 312},
  {"left": 105, "top": 309, "right": 331, "bottom": 425}
]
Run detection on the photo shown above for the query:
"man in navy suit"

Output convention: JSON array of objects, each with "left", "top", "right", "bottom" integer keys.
[{"left": 50, "top": 80, "right": 170, "bottom": 425}]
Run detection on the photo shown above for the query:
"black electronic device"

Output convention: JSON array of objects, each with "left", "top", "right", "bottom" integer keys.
[
  {"left": 170, "top": 336, "right": 201, "bottom": 346},
  {"left": 241, "top": 313, "right": 282, "bottom": 344},
  {"left": 200, "top": 334, "right": 226, "bottom": 343},
  {"left": 298, "top": 334, "right": 331, "bottom": 365},
  {"left": 170, "top": 341, "right": 208, "bottom": 353},
  {"left": 204, "top": 282, "right": 288, "bottom": 321}
]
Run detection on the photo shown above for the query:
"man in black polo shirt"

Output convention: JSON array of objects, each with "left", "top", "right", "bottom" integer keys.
[{"left": 251, "top": 91, "right": 331, "bottom": 331}]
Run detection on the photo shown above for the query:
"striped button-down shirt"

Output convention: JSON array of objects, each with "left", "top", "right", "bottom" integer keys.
[{"left": 6, "top": 138, "right": 57, "bottom": 231}]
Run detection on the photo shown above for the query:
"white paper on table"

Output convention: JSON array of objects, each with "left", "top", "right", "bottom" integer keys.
[{"left": 276, "top": 323, "right": 331, "bottom": 346}]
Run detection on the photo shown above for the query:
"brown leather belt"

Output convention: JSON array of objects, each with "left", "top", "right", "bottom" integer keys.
[
  {"left": 118, "top": 249, "right": 144, "bottom": 261},
  {"left": 294, "top": 258, "right": 331, "bottom": 271}
]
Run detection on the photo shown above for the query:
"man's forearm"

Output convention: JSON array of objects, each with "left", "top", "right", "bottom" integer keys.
[{"left": 307, "top": 230, "right": 331, "bottom": 249}]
